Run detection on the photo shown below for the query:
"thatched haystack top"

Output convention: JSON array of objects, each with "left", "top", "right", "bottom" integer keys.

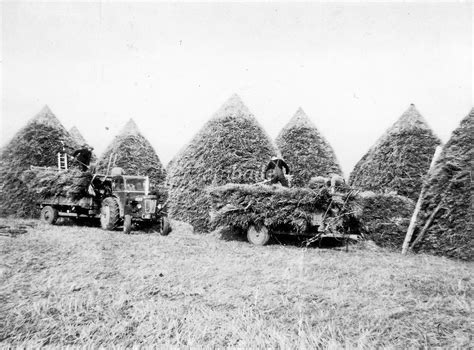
[
  {"left": 167, "top": 94, "right": 277, "bottom": 232},
  {"left": 211, "top": 93, "right": 253, "bottom": 121},
  {"left": 97, "top": 119, "right": 165, "bottom": 186},
  {"left": 69, "top": 126, "right": 87, "bottom": 146},
  {"left": 375, "top": 104, "right": 434, "bottom": 146},
  {"left": 275, "top": 107, "right": 342, "bottom": 187},
  {"left": 119, "top": 118, "right": 141, "bottom": 137},
  {"left": 282, "top": 107, "right": 316, "bottom": 130},
  {"left": 349, "top": 104, "right": 441, "bottom": 200},
  {"left": 28, "top": 105, "right": 65, "bottom": 130},
  {"left": 415, "top": 109, "right": 473, "bottom": 260}
]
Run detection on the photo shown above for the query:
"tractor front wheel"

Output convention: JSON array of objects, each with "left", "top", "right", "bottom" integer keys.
[
  {"left": 247, "top": 225, "right": 270, "bottom": 246},
  {"left": 100, "top": 197, "right": 120, "bottom": 230},
  {"left": 159, "top": 217, "right": 172, "bottom": 236},
  {"left": 40, "top": 206, "right": 58, "bottom": 225},
  {"left": 123, "top": 215, "right": 132, "bottom": 234}
]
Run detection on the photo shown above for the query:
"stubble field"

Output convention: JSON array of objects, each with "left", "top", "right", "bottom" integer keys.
[{"left": 0, "top": 218, "right": 472, "bottom": 348}]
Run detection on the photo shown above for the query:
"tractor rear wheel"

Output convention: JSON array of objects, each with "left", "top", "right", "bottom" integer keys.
[
  {"left": 159, "top": 217, "right": 172, "bottom": 236},
  {"left": 100, "top": 197, "right": 120, "bottom": 230},
  {"left": 247, "top": 225, "right": 270, "bottom": 246},
  {"left": 40, "top": 206, "right": 58, "bottom": 225}
]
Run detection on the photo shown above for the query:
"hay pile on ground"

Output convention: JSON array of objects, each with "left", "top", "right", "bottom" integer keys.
[
  {"left": 414, "top": 110, "right": 473, "bottom": 260},
  {"left": 167, "top": 94, "right": 276, "bottom": 232},
  {"left": 349, "top": 104, "right": 441, "bottom": 200},
  {"left": 96, "top": 119, "right": 166, "bottom": 187},
  {"left": 276, "top": 108, "right": 342, "bottom": 187},
  {"left": 354, "top": 192, "right": 415, "bottom": 249},
  {"left": 0, "top": 106, "right": 79, "bottom": 217},
  {"left": 22, "top": 168, "right": 92, "bottom": 200}
]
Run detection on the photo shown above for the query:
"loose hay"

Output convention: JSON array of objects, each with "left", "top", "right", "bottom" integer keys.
[
  {"left": 276, "top": 108, "right": 343, "bottom": 187},
  {"left": 22, "top": 168, "right": 92, "bottom": 200},
  {"left": 349, "top": 104, "right": 441, "bottom": 200},
  {"left": 354, "top": 192, "right": 415, "bottom": 249},
  {"left": 97, "top": 119, "right": 166, "bottom": 188},
  {"left": 0, "top": 106, "right": 79, "bottom": 217},
  {"left": 167, "top": 94, "right": 277, "bottom": 232},
  {"left": 414, "top": 109, "right": 473, "bottom": 260}
]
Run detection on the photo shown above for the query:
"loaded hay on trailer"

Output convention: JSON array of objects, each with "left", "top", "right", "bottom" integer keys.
[
  {"left": 0, "top": 106, "right": 79, "bottom": 217},
  {"left": 22, "top": 168, "right": 92, "bottom": 200},
  {"left": 166, "top": 94, "right": 276, "bottom": 232},
  {"left": 276, "top": 108, "right": 342, "bottom": 187},
  {"left": 414, "top": 109, "right": 473, "bottom": 261},
  {"left": 208, "top": 183, "right": 359, "bottom": 236},
  {"left": 97, "top": 119, "right": 166, "bottom": 188},
  {"left": 349, "top": 104, "right": 441, "bottom": 201}
]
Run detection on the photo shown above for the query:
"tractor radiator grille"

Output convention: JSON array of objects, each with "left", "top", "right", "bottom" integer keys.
[{"left": 144, "top": 199, "right": 156, "bottom": 214}]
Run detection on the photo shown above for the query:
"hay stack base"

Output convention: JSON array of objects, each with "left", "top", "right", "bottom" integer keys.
[{"left": 355, "top": 192, "right": 415, "bottom": 249}]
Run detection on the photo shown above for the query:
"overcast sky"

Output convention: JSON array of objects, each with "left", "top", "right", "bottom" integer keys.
[{"left": 1, "top": 1, "right": 472, "bottom": 176}]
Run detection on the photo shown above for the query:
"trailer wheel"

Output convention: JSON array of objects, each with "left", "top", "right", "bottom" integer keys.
[
  {"left": 159, "top": 217, "right": 172, "bottom": 236},
  {"left": 247, "top": 225, "right": 270, "bottom": 246},
  {"left": 100, "top": 197, "right": 120, "bottom": 230},
  {"left": 40, "top": 206, "right": 58, "bottom": 225},
  {"left": 123, "top": 215, "right": 132, "bottom": 234}
]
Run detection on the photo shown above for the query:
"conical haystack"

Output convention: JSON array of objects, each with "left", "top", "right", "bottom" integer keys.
[
  {"left": 276, "top": 107, "right": 342, "bottom": 187},
  {"left": 69, "top": 126, "right": 87, "bottom": 146},
  {"left": 415, "top": 109, "right": 473, "bottom": 260},
  {"left": 96, "top": 119, "right": 166, "bottom": 187},
  {"left": 0, "top": 106, "right": 79, "bottom": 217},
  {"left": 349, "top": 104, "right": 441, "bottom": 200},
  {"left": 167, "top": 94, "right": 277, "bottom": 232}
]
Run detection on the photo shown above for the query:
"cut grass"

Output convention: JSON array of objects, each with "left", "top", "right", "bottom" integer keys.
[{"left": 0, "top": 218, "right": 471, "bottom": 348}]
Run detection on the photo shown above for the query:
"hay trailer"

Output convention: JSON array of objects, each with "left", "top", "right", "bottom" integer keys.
[
  {"left": 245, "top": 208, "right": 358, "bottom": 246},
  {"left": 209, "top": 184, "right": 359, "bottom": 246},
  {"left": 39, "top": 173, "right": 171, "bottom": 235}
]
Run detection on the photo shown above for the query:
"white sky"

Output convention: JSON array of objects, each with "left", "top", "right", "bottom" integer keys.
[{"left": 1, "top": 1, "right": 472, "bottom": 176}]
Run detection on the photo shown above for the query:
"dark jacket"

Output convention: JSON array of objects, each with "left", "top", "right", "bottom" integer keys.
[
  {"left": 264, "top": 159, "right": 290, "bottom": 179},
  {"left": 72, "top": 148, "right": 92, "bottom": 167}
]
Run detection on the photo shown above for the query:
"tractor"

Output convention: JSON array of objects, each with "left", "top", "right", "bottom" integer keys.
[
  {"left": 38, "top": 152, "right": 171, "bottom": 234},
  {"left": 39, "top": 172, "right": 171, "bottom": 234}
]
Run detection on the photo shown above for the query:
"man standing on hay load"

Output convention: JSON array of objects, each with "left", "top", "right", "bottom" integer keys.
[
  {"left": 264, "top": 156, "right": 291, "bottom": 187},
  {"left": 71, "top": 144, "right": 93, "bottom": 171}
]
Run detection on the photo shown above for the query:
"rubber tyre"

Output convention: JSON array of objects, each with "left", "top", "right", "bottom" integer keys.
[
  {"left": 40, "top": 206, "right": 58, "bottom": 225},
  {"left": 159, "top": 217, "right": 172, "bottom": 236},
  {"left": 100, "top": 197, "right": 120, "bottom": 230},
  {"left": 247, "top": 225, "right": 270, "bottom": 246},
  {"left": 123, "top": 214, "right": 132, "bottom": 234}
]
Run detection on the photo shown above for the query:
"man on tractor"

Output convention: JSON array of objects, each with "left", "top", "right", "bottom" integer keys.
[{"left": 264, "top": 156, "right": 291, "bottom": 187}]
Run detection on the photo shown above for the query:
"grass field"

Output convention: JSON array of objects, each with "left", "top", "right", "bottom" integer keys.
[{"left": 0, "top": 218, "right": 472, "bottom": 348}]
